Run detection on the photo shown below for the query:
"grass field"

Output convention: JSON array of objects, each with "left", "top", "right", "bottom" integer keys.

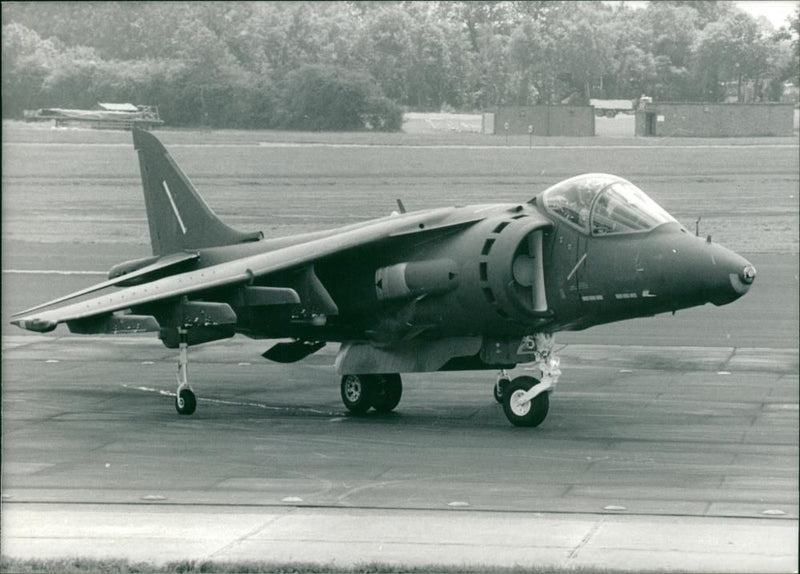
[{"left": 2, "top": 121, "right": 798, "bottom": 255}]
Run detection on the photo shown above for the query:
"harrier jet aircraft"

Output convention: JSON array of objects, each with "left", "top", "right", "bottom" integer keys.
[{"left": 12, "top": 130, "right": 756, "bottom": 426}]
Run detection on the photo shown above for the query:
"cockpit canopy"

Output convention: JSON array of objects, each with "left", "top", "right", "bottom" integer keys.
[{"left": 537, "top": 173, "right": 676, "bottom": 236}]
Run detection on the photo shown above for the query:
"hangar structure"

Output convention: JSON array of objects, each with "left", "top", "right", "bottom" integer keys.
[
  {"left": 635, "top": 102, "right": 794, "bottom": 137},
  {"left": 483, "top": 105, "right": 595, "bottom": 136}
]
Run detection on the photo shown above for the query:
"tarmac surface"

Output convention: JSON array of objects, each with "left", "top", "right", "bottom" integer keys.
[{"left": 2, "top": 253, "right": 798, "bottom": 572}]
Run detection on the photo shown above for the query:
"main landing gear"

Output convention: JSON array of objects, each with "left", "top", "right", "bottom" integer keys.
[
  {"left": 493, "top": 334, "right": 562, "bottom": 427},
  {"left": 340, "top": 373, "right": 403, "bottom": 414},
  {"left": 174, "top": 327, "right": 197, "bottom": 415}
]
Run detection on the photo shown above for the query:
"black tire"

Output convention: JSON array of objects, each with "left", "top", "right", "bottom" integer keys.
[
  {"left": 605, "top": 109, "right": 617, "bottom": 118},
  {"left": 341, "top": 374, "right": 372, "bottom": 414},
  {"left": 175, "top": 388, "right": 197, "bottom": 415},
  {"left": 370, "top": 374, "right": 403, "bottom": 413},
  {"left": 502, "top": 376, "right": 549, "bottom": 427},
  {"left": 493, "top": 378, "right": 510, "bottom": 404}
]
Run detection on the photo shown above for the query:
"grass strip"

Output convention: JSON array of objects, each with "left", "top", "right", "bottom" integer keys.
[{"left": 0, "top": 558, "right": 689, "bottom": 574}]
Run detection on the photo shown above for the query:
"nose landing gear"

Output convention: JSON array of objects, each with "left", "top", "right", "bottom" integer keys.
[{"left": 496, "top": 334, "right": 561, "bottom": 427}]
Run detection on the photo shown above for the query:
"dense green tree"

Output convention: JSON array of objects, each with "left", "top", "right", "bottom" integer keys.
[
  {"left": 1, "top": 23, "right": 57, "bottom": 115},
  {"left": 281, "top": 64, "right": 401, "bottom": 130},
  {"left": 2, "top": 1, "right": 797, "bottom": 127},
  {"left": 693, "top": 11, "right": 771, "bottom": 101}
]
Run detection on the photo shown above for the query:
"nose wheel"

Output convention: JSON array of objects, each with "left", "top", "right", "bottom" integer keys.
[{"left": 502, "top": 376, "right": 549, "bottom": 427}]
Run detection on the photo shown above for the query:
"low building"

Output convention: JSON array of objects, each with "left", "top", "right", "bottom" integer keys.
[
  {"left": 24, "top": 102, "right": 163, "bottom": 130},
  {"left": 635, "top": 102, "right": 794, "bottom": 137},
  {"left": 484, "top": 106, "right": 595, "bottom": 136}
]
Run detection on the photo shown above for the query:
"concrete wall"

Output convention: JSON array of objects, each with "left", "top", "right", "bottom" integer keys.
[
  {"left": 487, "top": 106, "right": 595, "bottom": 136},
  {"left": 635, "top": 103, "right": 795, "bottom": 137}
]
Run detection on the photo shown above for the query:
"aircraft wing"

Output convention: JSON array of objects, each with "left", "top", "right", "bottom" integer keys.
[
  {"left": 12, "top": 207, "right": 486, "bottom": 333},
  {"left": 12, "top": 250, "right": 200, "bottom": 318}
]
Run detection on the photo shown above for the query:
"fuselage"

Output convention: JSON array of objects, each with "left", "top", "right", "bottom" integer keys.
[{"left": 168, "top": 175, "right": 754, "bottom": 346}]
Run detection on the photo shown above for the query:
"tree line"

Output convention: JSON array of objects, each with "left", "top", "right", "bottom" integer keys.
[{"left": 2, "top": 1, "right": 798, "bottom": 130}]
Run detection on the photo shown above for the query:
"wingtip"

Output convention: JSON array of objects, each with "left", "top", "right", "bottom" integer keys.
[{"left": 11, "top": 318, "right": 58, "bottom": 333}]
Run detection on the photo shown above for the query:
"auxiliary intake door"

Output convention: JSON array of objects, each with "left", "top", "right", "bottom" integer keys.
[{"left": 511, "top": 229, "right": 548, "bottom": 312}]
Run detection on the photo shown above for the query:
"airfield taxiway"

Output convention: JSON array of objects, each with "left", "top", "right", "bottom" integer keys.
[
  {"left": 2, "top": 126, "right": 798, "bottom": 571},
  {"left": 2, "top": 254, "right": 798, "bottom": 572}
]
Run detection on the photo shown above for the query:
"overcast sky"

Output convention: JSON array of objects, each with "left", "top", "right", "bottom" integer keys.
[
  {"left": 607, "top": 1, "right": 797, "bottom": 28},
  {"left": 736, "top": 0, "right": 798, "bottom": 27}
]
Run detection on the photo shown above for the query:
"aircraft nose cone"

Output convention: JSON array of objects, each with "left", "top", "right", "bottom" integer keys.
[{"left": 706, "top": 249, "right": 755, "bottom": 306}]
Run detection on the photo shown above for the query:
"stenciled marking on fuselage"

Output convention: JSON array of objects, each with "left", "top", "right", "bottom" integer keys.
[
  {"left": 615, "top": 293, "right": 639, "bottom": 300},
  {"left": 581, "top": 294, "right": 604, "bottom": 302},
  {"left": 161, "top": 180, "right": 187, "bottom": 234}
]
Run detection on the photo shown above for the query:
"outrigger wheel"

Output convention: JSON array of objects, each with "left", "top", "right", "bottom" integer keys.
[
  {"left": 340, "top": 373, "right": 403, "bottom": 414},
  {"left": 175, "top": 386, "right": 197, "bottom": 415},
  {"left": 502, "top": 375, "right": 549, "bottom": 427}
]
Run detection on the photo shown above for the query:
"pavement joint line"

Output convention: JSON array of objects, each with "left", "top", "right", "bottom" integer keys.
[
  {"left": 204, "top": 509, "right": 295, "bottom": 561},
  {"left": 2, "top": 500, "right": 795, "bottom": 521},
  {"left": 566, "top": 515, "right": 606, "bottom": 561},
  {"left": 720, "top": 346, "right": 739, "bottom": 371}
]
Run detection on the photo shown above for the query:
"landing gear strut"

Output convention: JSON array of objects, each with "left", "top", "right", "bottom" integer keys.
[
  {"left": 340, "top": 373, "right": 403, "bottom": 414},
  {"left": 174, "top": 327, "right": 197, "bottom": 415},
  {"left": 493, "top": 369, "right": 511, "bottom": 403}
]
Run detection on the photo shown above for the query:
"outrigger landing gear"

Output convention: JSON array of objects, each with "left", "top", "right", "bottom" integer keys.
[
  {"left": 340, "top": 373, "right": 403, "bottom": 414},
  {"left": 499, "top": 333, "right": 562, "bottom": 427},
  {"left": 174, "top": 327, "right": 197, "bottom": 415}
]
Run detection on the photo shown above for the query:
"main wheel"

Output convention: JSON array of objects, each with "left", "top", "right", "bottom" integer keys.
[
  {"left": 341, "top": 374, "right": 372, "bottom": 414},
  {"left": 493, "top": 378, "right": 510, "bottom": 404},
  {"left": 175, "top": 387, "right": 197, "bottom": 415},
  {"left": 502, "top": 376, "right": 549, "bottom": 427},
  {"left": 370, "top": 374, "right": 402, "bottom": 413}
]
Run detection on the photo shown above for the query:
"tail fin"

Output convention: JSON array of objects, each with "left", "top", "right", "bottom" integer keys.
[{"left": 133, "top": 129, "right": 262, "bottom": 255}]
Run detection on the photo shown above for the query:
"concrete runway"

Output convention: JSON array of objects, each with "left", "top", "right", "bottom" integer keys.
[{"left": 2, "top": 240, "right": 799, "bottom": 572}]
